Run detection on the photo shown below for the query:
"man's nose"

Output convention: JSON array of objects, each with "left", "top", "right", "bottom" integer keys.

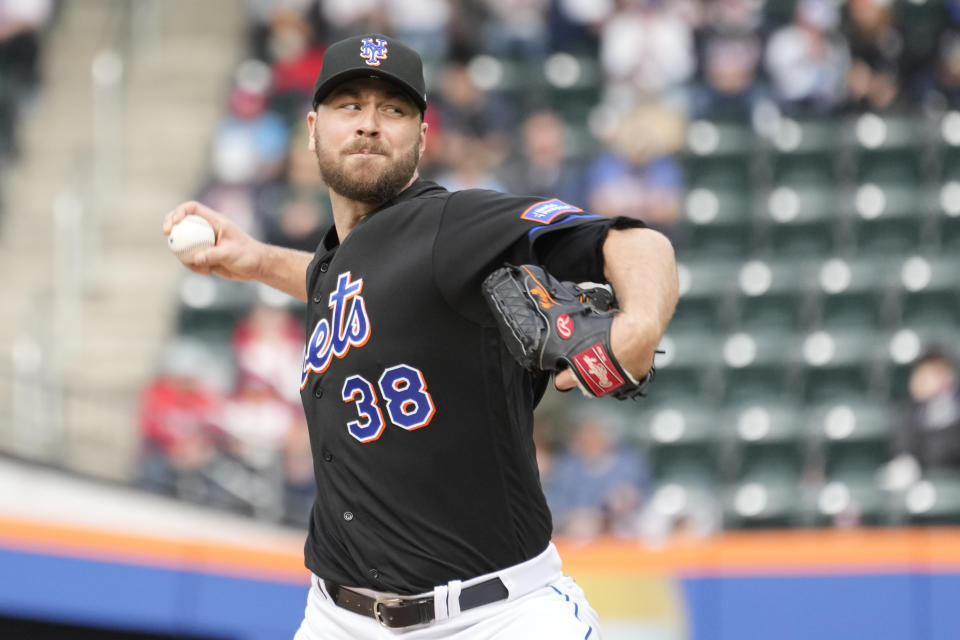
[{"left": 355, "top": 108, "right": 380, "bottom": 136}]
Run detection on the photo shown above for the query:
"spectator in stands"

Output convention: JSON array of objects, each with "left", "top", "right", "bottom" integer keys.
[
  {"left": 585, "top": 102, "right": 685, "bottom": 230},
  {"left": 138, "top": 340, "right": 223, "bottom": 501},
  {"left": 245, "top": 0, "right": 317, "bottom": 61},
  {"left": 481, "top": 0, "right": 550, "bottom": 64},
  {"left": 546, "top": 0, "right": 610, "bottom": 55},
  {"left": 498, "top": 110, "right": 587, "bottom": 207},
  {"left": 913, "top": 0, "right": 960, "bottom": 110},
  {"left": 433, "top": 59, "right": 514, "bottom": 156},
  {"left": 319, "top": 0, "right": 385, "bottom": 41},
  {"left": 211, "top": 68, "right": 290, "bottom": 187},
  {"left": 0, "top": 0, "right": 54, "bottom": 159},
  {"left": 883, "top": 348, "right": 960, "bottom": 491},
  {"left": 691, "top": 0, "right": 768, "bottom": 120},
  {"left": 843, "top": 0, "right": 904, "bottom": 112},
  {"left": 211, "top": 374, "right": 304, "bottom": 521},
  {"left": 764, "top": 0, "right": 850, "bottom": 114},
  {"left": 283, "top": 412, "right": 315, "bottom": 526},
  {"left": 599, "top": 0, "right": 696, "bottom": 111},
  {"left": 544, "top": 411, "right": 652, "bottom": 540},
  {"left": 381, "top": 0, "right": 451, "bottom": 67},
  {"left": 232, "top": 302, "right": 304, "bottom": 404},
  {"left": 264, "top": 9, "right": 326, "bottom": 110},
  {"left": 261, "top": 191, "right": 330, "bottom": 253},
  {"left": 434, "top": 129, "right": 506, "bottom": 192}
]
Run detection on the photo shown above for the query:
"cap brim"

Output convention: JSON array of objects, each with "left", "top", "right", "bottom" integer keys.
[{"left": 312, "top": 68, "right": 427, "bottom": 112}]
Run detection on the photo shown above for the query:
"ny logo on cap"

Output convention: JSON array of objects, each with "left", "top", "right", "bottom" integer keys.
[{"left": 360, "top": 37, "right": 388, "bottom": 67}]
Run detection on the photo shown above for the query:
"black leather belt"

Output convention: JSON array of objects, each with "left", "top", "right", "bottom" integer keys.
[{"left": 324, "top": 577, "right": 509, "bottom": 628}]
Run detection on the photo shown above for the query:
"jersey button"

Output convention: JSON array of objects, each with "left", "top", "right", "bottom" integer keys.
[
  {"left": 319, "top": 262, "right": 329, "bottom": 273},
  {"left": 314, "top": 387, "right": 323, "bottom": 399},
  {"left": 312, "top": 295, "right": 322, "bottom": 304},
  {"left": 322, "top": 451, "right": 333, "bottom": 462},
  {"left": 368, "top": 569, "right": 380, "bottom": 580},
  {"left": 343, "top": 511, "right": 354, "bottom": 521}
]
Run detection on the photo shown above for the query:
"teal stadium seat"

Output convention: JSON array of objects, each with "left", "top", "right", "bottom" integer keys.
[
  {"left": 733, "top": 257, "right": 817, "bottom": 332},
  {"left": 757, "top": 184, "right": 839, "bottom": 257},
  {"left": 934, "top": 179, "right": 960, "bottom": 251},
  {"left": 679, "top": 187, "right": 755, "bottom": 258},
  {"left": 684, "top": 119, "right": 755, "bottom": 192},
  {"left": 642, "top": 404, "right": 724, "bottom": 486},
  {"left": 845, "top": 113, "right": 930, "bottom": 185},
  {"left": 652, "top": 330, "right": 724, "bottom": 404},
  {"left": 766, "top": 117, "right": 838, "bottom": 189},
  {"left": 837, "top": 183, "right": 933, "bottom": 257},
  {"left": 798, "top": 329, "right": 889, "bottom": 402},
  {"left": 671, "top": 258, "right": 739, "bottom": 332},
  {"left": 723, "top": 463, "right": 806, "bottom": 529},
  {"left": 812, "top": 256, "right": 898, "bottom": 331},
  {"left": 893, "top": 254, "right": 960, "bottom": 330},
  {"left": 719, "top": 330, "right": 803, "bottom": 405},
  {"left": 898, "top": 472, "right": 960, "bottom": 525},
  {"left": 176, "top": 275, "right": 258, "bottom": 345}
]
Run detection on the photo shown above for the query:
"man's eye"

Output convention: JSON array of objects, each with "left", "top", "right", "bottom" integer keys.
[{"left": 341, "top": 103, "right": 360, "bottom": 110}]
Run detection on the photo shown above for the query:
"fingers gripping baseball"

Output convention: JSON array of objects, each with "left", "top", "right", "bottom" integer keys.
[{"left": 163, "top": 201, "right": 263, "bottom": 282}]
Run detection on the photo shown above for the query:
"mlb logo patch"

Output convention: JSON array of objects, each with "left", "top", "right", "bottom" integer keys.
[{"left": 521, "top": 199, "right": 582, "bottom": 225}]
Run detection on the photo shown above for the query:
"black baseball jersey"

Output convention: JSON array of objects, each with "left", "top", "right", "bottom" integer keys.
[{"left": 299, "top": 179, "right": 642, "bottom": 594}]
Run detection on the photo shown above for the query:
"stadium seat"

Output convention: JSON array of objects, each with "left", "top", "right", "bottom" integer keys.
[
  {"left": 897, "top": 472, "right": 960, "bottom": 525},
  {"left": 733, "top": 257, "right": 817, "bottom": 332},
  {"left": 755, "top": 184, "right": 839, "bottom": 257},
  {"left": 810, "top": 255, "right": 899, "bottom": 331},
  {"left": 809, "top": 400, "right": 895, "bottom": 481},
  {"left": 671, "top": 258, "right": 740, "bottom": 332},
  {"left": 892, "top": 255, "right": 960, "bottom": 330},
  {"left": 719, "top": 330, "right": 803, "bottom": 405},
  {"left": 678, "top": 187, "right": 755, "bottom": 258},
  {"left": 837, "top": 183, "right": 932, "bottom": 256},
  {"left": 766, "top": 117, "right": 838, "bottom": 188},
  {"left": 642, "top": 405, "right": 724, "bottom": 485},
  {"left": 723, "top": 401, "right": 809, "bottom": 490},
  {"left": 175, "top": 275, "right": 258, "bottom": 344},
  {"left": 723, "top": 467, "right": 807, "bottom": 529},
  {"left": 934, "top": 180, "right": 960, "bottom": 251},
  {"left": 653, "top": 330, "right": 725, "bottom": 403},
  {"left": 845, "top": 113, "right": 929, "bottom": 185},
  {"left": 684, "top": 119, "right": 755, "bottom": 192},
  {"left": 797, "top": 329, "right": 889, "bottom": 402}
]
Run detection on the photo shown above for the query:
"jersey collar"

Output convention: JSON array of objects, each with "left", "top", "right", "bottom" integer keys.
[{"left": 319, "top": 178, "right": 447, "bottom": 250}]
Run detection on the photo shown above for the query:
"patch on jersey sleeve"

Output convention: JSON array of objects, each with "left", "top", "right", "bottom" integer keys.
[{"left": 521, "top": 198, "right": 583, "bottom": 225}]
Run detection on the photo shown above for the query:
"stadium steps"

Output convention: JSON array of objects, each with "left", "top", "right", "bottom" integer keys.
[{"left": 0, "top": 0, "right": 244, "bottom": 481}]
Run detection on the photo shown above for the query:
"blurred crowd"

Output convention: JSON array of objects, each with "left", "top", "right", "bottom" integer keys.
[
  {"left": 136, "top": 0, "right": 960, "bottom": 535},
  {"left": 0, "top": 0, "right": 55, "bottom": 222}
]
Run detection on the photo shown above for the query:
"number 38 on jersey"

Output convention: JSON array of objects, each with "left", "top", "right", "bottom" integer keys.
[
  {"left": 342, "top": 364, "right": 436, "bottom": 443},
  {"left": 300, "top": 271, "right": 436, "bottom": 444}
]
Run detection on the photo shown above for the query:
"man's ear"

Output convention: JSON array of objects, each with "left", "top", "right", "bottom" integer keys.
[{"left": 307, "top": 111, "right": 317, "bottom": 152}]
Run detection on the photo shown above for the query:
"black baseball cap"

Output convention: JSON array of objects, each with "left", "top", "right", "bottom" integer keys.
[{"left": 312, "top": 34, "right": 427, "bottom": 113}]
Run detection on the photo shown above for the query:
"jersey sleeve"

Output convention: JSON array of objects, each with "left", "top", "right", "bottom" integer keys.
[{"left": 433, "top": 189, "right": 642, "bottom": 319}]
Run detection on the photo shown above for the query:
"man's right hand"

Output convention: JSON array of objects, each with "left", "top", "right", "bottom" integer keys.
[{"left": 162, "top": 201, "right": 264, "bottom": 282}]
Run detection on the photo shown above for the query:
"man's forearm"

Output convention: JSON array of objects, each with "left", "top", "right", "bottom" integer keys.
[
  {"left": 602, "top": 227, "right": 678, "bottom": 376},
  {"left": 256, "top": 244, "right": 315, "bottom": 302}
]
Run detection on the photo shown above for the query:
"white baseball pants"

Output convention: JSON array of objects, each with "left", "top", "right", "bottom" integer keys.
[{"left": 293, "top": 543, "right": 600, "bottom": 639}]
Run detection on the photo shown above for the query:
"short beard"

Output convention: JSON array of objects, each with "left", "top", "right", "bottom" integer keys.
[{"left": 315, "top": 135, "right": 420, "bottom": 205}]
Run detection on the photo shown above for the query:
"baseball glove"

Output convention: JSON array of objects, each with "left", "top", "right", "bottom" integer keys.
[{"left": 481, "top": 264, "right": 655, "bottom": 400}]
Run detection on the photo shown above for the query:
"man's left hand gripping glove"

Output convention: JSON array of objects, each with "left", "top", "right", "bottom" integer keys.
[{"left": 481, "top": 264, "right": 655, "bottom": 400}]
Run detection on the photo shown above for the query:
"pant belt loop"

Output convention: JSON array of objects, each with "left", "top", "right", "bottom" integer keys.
[
  {"left": 432, "top": 584, "right": 450, "bottom": 622},
  {"left": 446, "top": 579, "right": 463, "bottom": 618}
]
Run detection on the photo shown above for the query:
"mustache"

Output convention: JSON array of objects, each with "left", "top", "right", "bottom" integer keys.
[{"left": 343, "top": 141, "right": 387, "bottom": 155}]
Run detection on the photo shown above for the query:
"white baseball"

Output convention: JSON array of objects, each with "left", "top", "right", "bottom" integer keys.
[{"left": 168, "top": 214, "right": 216, "bottom": 264}]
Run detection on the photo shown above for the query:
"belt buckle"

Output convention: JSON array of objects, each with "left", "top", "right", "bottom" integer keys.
[{"left": 373, "top": 598, "right": 405, "bottom": 628}]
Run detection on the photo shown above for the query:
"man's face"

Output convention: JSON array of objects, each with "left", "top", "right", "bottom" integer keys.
[{"left": 308, "top": 78, "right": 427, "bottom": 205}]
